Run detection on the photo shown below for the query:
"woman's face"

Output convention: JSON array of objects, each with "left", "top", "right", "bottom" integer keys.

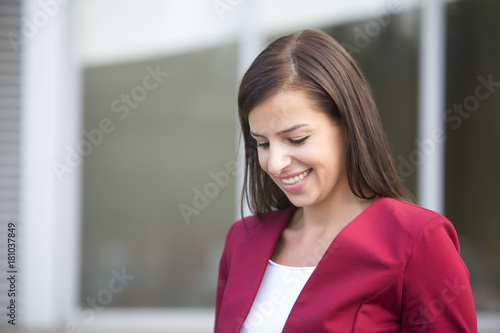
[{"left": 248, "top": 90, "right": 350, "bottom": 209}]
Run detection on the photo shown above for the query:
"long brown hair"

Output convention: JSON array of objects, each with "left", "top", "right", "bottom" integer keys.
[{"left": 238, "top": 29, "right": 413, "bottom": 219}]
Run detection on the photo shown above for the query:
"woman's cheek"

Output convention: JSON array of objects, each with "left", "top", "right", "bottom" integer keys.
[{"left": 293, "top": 150, "right": 310, "bottom": 165}]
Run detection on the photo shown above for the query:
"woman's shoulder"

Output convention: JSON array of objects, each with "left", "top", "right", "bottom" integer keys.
[
  {"left": 352, "top": 198, "right": 462, "bottom": 278},
  {"left": 372, "top": 197, "right": 457, "bottom": 244},
  {"left": 375, "top": 197, "right": 448, "bottom": 222}
]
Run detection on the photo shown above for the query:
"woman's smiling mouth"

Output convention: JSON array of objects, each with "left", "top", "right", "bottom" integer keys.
[
  {"left": 276, "top": 169, "right": 313, "bottom": 194},
  {"left": 280, "top": 168, "right": 313, "bottom": 185}
]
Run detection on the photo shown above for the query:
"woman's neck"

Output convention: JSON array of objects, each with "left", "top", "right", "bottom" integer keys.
[{"left": 293, "top": 188, "right": 376, "bottom": 236}]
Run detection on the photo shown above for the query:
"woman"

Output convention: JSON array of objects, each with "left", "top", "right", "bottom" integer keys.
[{"left": 215, "top": 29, "right": 477, "bottom": 332}]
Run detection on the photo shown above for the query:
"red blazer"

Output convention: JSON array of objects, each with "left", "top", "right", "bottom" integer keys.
[{"left": 215, "top": 197, "right": 477, "bottom": 332}]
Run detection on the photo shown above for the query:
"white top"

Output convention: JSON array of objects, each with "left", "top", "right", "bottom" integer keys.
[{"left": 240, "top": 260, "right": 316, "bottom": 333}]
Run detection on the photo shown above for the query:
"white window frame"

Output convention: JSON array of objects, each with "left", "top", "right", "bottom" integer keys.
[{"left": 19, "top": 0, "right": 81, "bottom": 329}]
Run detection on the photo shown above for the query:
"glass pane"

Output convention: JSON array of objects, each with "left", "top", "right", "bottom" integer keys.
[
  {"left": 80, "top": 44, "right": 238, "bottom": 307},
  {"left": 445, "top": 0, "right": 500, "bottom": 312}
]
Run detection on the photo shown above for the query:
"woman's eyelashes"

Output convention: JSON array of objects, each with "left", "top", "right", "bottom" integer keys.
[
  {"left": 256, "top": 136, "right": 310, "bottom": 149},
  {"left": 290, "top": 136, "right": 310, "bottom": 145},
  {"left": 256, "top": 141, "right": 270, "bottom": 148}
]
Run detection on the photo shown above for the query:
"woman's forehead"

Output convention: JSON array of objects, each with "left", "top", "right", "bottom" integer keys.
[
  {"left": 248, "top": 91, "right": 331, "bottom": 135},
  {"left": 249, "top": 91, "right": 321, "bottom": 121}
]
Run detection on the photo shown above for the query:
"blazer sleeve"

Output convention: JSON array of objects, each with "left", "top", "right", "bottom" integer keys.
[
  {"left": 401, "top": 216, "right": 477, "bottom": 332},
  {"left": 215, "top": 222, "right": 236, "bottom": 332}
]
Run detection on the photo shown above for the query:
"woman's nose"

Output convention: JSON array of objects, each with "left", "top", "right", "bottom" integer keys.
[{"left": 267, "top": 144, "right": 292, "bottom": 176}]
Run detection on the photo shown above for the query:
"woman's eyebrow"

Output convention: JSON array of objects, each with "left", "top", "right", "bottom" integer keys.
[{"left": 250, "top": 124, "right": 310, "bottom": 137}]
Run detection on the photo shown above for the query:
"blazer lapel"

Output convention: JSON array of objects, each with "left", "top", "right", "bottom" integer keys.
[{"left": 229, "top": 207, "right": 296, "bottom": 331}]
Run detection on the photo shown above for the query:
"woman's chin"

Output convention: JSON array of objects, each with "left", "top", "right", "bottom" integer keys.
[{"left": 285, "top": 195, "right": 314, "bottom": 209}]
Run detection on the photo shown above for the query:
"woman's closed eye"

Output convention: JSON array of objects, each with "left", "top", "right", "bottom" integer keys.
[
  {"left": 289, "top": 136, "right": 309, "bottom": 145},
  {"left": 256, "top": 141, "right": 270, "bottom": 148},
  {"left": 256, "top": 136, "right": 310, "bottom": 149}
]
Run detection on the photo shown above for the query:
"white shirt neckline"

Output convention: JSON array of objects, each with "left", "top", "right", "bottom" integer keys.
[
  {"left": 268, "top": 259, "right": 316, "bottom": 270},
  {"left": 240, "top": 260, "right": 316, "bottom": 333}
]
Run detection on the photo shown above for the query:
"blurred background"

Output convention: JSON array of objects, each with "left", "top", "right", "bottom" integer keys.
[{"left": 0, "top": 0, "right": 499, "bottom": 332}]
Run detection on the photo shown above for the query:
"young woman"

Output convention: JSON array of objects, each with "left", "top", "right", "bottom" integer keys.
[{"left": 215, "top": 29, "right": 477, "bottom": 333}]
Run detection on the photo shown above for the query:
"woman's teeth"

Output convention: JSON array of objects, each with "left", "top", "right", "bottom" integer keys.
[{"left": 281, "top": 169, "right": 311, "bottom": 185}]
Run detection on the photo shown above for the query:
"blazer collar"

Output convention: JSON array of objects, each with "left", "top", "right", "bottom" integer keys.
[
  {"left": 229, "top": 198, "right": 385, "bottom": 331},
  {"left": 231, "top": 206, "right": 297, "bottom": 330}
]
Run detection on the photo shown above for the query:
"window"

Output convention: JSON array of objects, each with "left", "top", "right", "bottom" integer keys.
[
  {"left": 445, "top": 0, "right": 500, "bottom": 314},
  {"left": 80, "top": 44, "right": 238, "bottom": 308}
]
